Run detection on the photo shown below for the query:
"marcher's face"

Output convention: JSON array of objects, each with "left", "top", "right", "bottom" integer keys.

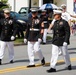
[
  {"left": 32, "top": 12, "right": 37, "bottom": 17},
  {"left": 54, "top": 14, "right": 61, "bottom": 20},
  {"left": 42, "top": 12, "right": 46, "bottom": 15},
  {"left": 4, "top": 13, "right": 10, "bottom": 18}
]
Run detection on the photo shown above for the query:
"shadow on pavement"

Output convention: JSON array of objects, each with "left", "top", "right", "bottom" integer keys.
[
  {"left": 57, "top": 65, "right": 76, "bottom": 72},
  {"left": 1, "top": 59, "right": 39, "bottom": 65},
  {"left": 68, "top": 48, "right": 76, "bottom": 50},
  {"left": 14, "top": 59, "right": 39, "bottom": 63}
]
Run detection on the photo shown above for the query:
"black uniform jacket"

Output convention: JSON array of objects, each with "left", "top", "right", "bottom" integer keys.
[
  {"left": 24, "top": 16, "right": 43, "bottom": 41},
  {"left": 40, "top": 14, "right": 49, "bottom": 28},
  {"left": 52, "top": 18, "right": 70, "bottom": 46},
  {"left": 0, "top": 17, "right": 18, "bottom": 41}
]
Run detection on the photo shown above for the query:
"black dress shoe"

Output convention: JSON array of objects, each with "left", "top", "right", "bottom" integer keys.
[
  {"left": 41, "top": 57, "right": 45, "bottom": 65},
  {"left": 10, "top": 60, "right": 14, "bottom": 63},
  {"left": 68, "top": 64, "right": 72, "bottom": 70},
  {"left": 0, "top": 59, "right": 2, "bottom": 65},
  {"left": 47, "top": 68, "right": 56, "bottom": 73},
  {"left": 42, "top": 42, "right": 46, "bottom": 45},
  {"left": 27, "top": 65, "right": 35, "bottom": 67}
]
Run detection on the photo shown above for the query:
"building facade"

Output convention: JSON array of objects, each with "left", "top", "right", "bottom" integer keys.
[{"left": 7, "top": 0, "right": 74, "bottom": 14}]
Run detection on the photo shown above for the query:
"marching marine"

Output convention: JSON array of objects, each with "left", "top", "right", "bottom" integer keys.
[
  {"left": 0, "top": 9, "right": 18, "bottom": 65},
  {"left": 47, "top": 10, "right": 72, "bottom": 73},
  {"left": 24, "top": 9, "right": 45, "bottom": 67}
]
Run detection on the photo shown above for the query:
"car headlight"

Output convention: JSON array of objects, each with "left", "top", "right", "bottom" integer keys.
[{"left": 17, "top": 20, "right": 26, "bottom": 23}]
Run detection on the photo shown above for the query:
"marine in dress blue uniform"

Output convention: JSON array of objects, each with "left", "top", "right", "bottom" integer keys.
[
  {"left": 47, "top": 10, "right": 72, "bottom": 73},
  {"left": 0, "top": 9, "right": 18, "bottom": 65},
  {"left": 24, "top": 9, "right": 45, "bottom": 67}
]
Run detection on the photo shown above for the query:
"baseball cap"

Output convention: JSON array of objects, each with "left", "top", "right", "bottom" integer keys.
[{"left": 61, "top": 4, "right": 66, "bottom": 9}]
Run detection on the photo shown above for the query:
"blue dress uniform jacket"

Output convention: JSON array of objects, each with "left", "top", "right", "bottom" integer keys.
[
  {"left": 40, "top": 14, "right": 49, "bottom": 28},
  {"left": 52, "top": 18, "right": 70, "bottom": 46},
  {"left": 0, "top": 17, "right": 18, "bottom": 41},
  {"left": 24, "top": 16, "right": 43, "bottom": 41}
]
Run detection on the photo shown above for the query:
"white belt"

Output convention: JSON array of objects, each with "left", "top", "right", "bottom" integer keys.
[
  {"left": 43, "top": 21, "right": 47, "bottom": 23},
  {"left": 30, "top": 28, "right": 40, "bottom": 31}
]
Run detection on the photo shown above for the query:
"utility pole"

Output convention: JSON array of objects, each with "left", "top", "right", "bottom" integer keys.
[
  {"left": 29, "top": 0, "right": 31, "bottom": 12},
  {"left": 29, "top": 0, "right": 31, "bottom": 8},
  {"left": 14, "top": 0, "right": 16, "bottom": 12}
]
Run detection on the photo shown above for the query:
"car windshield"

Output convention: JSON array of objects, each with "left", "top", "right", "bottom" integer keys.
[{"left": 20, "top": 8, "right": 27, "bottom": 14}]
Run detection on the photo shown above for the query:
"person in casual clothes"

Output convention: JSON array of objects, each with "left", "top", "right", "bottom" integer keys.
[
  {"left": 47, "top": 10, "right": 72, "bottom": 73},
  {"left": 0, "top": 9, "right": 18, "bottom": 65},
  {"left": 61, "top": 4, "right": 71, "bottom": 25},
  {"left": 24, "top": 9, "right": 45, "bottom": 67}
]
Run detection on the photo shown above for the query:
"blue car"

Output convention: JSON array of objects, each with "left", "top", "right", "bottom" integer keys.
[{"left": 10, "top": 11, "right": 28, "bottom": 31}]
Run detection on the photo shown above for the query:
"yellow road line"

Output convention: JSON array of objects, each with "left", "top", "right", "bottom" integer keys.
[{"left": 0, "top": 57, "right": 76, "bottom": 74}]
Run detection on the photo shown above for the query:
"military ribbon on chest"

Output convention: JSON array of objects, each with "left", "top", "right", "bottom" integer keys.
[
  {"left": 35, "top": 19, "right": 39, "bottom": 24},
  {"left": 8, "top": 20, "right": 13, "bottom": 25},
  {"left": 4, "top": 21, "right": 8, "bottom": 25}
]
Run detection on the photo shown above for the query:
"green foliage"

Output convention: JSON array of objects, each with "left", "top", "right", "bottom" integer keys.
[
  {"left": 14, "top": 37, "right": 24, "bottom": 44},
  {"left": 1, "top": 0, "right": 8, "bottom": 3},
  {"left": 46, "top": 36, "right": 52, "bottom": 40},
  {"left": 0, "top": 0, "right": 9, "bottom": 10},
  {"left": 0, "top": 6, "right": 9, "bottom": 10},
  {"left": 14, "top": 36, "right": 52, "bottom": 45}
]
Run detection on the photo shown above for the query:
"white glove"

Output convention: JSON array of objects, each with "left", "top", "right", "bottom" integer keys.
[
  {"left": 11, "top": 36, "right": 15, "bottom": 40},
  {"left": 47, "top": 29, "right": 50, "bottom": 33},
  {"left": 24, "top": 39, "right": 27, "bottom": 43},
  {"left": 38, "top": 38, "right": 42, "bottom": 43},
  {"left": 63, "top": 42, "right": 67, "bottom": 46}
]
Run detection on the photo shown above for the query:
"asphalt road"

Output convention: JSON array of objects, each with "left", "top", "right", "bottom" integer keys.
[{"left": 0, "top": 34, "right": 76, "bottom": 75}]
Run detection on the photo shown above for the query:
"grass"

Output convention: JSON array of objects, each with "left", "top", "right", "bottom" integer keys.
[
  {"left": 46, "top": 36, "right": 52, "bottom": 40},
  {"left": 14, "top": 37, "right": 24, "bottom": 44},
  {"left": 14, "top": 36, "right": 52, "bottom": 45}
]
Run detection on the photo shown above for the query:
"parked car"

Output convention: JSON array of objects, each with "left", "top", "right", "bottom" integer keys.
[
  {"left": 10, "top": 11, "right": 28, "bottom": 30},
  {"left": 0, "top": 10, "right": 28, "bottom": 38},
  {"left": 10, "top": 11, "right": 28, "bottom": 38},
  {"left": 18, "top": 7, "right": 40, "bottom": 18},
  {"left": 0, "top": 10, "right": 27, "bottom": 30}
]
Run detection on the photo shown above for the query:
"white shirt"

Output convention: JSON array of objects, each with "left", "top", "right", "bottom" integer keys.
[{"left": 61, "top": 12, "right": 71, "bottom": 21}]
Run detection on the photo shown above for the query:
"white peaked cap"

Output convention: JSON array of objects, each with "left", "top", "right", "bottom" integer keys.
[{"left": 53, "top": 10, "right": 62, "bottom": 15}]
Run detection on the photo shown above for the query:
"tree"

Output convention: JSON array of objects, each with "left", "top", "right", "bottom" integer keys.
[
  {"left": 0, "top": 0, "right": 9, "bottom": 10},
  {"left": 1, "top": 0, "right": 8, "bottom": 3}
]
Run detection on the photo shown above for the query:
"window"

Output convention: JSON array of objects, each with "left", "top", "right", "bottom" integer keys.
[{"left": 19, "top": 8, "right": 28, "bottom": 14}]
